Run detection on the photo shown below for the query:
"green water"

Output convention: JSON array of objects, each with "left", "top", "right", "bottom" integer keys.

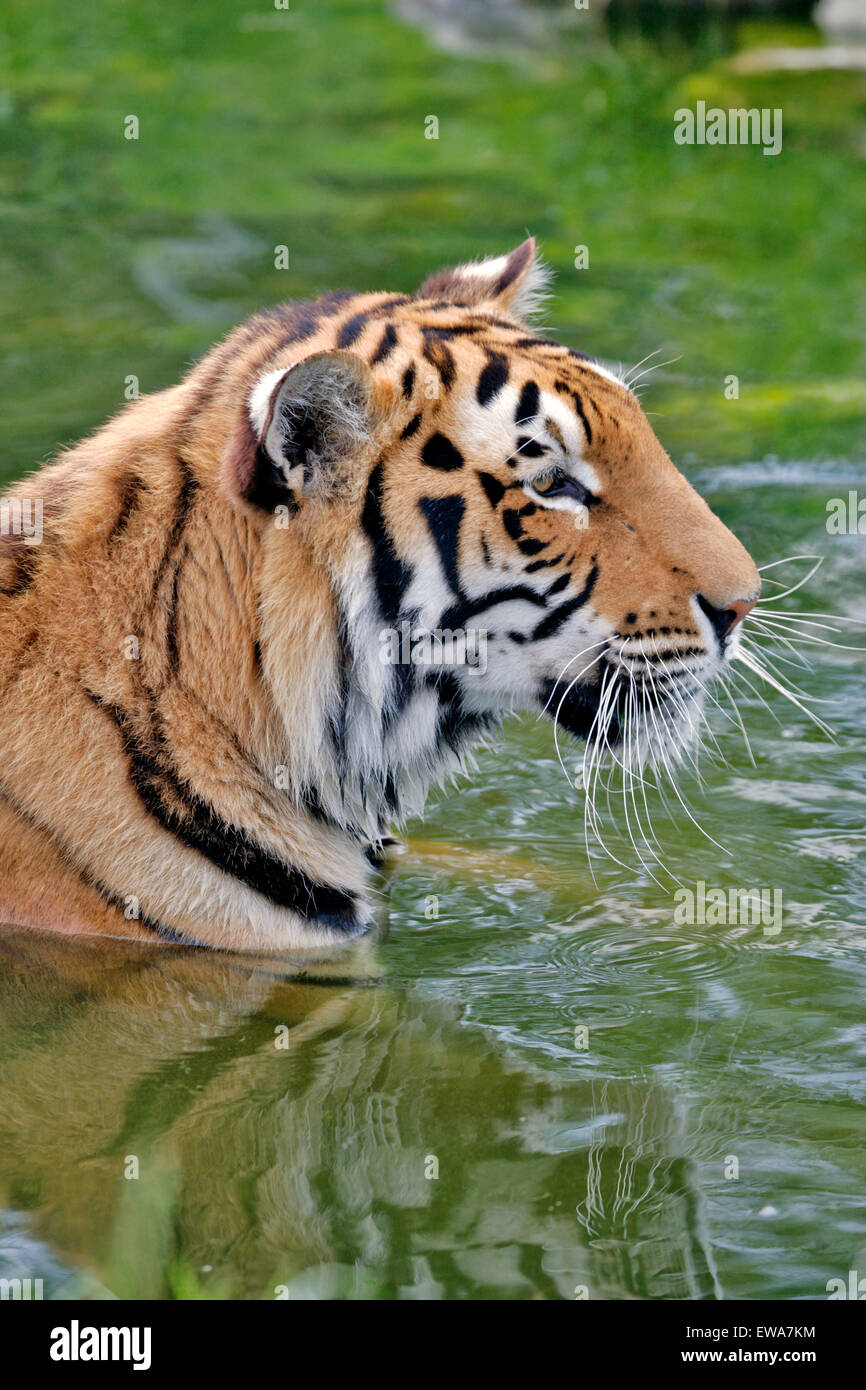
[{"left": 1, "top": 1, "right": 864, "bottom": 1299}]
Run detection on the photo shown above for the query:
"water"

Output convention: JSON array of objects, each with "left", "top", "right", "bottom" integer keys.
[
  {"left": 1, "top": 465, "right": 863, "bottom": 1299},
  {"left": 1, "top": 0, "right": 864, "bottom": 1301}
]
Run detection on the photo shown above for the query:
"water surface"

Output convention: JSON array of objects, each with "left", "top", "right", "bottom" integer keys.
[
  {"left": 1, "top": 466, "right": 863, "bottom": 1299},
  {"left": 1, "top": 0, "right": 864, "bottom": 1300}
]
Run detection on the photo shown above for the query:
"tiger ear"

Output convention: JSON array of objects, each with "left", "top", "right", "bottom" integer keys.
[
  {"left": 416, "top": 236, "right": 550, "bottom": 320},
  {"left": 224, "top": 350, "right": 386, "bottom": 510}
]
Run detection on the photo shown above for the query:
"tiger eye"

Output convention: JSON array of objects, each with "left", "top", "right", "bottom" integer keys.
[{"left": 533, "top": 474, "right": 556, "bottom": 494}]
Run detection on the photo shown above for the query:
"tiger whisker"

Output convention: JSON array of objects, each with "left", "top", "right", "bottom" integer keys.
[
  {"left": 749, "top": 614, "right": 865, "bottom": 653},
  {"left": 537, "top": 638, "right": 608, "bottom": 720},
  {"left": 715, "top": 668, "right": 757, "bottom": 768},
  {"left": 624, "top": 665, "right": 678, "bottom": 883},
  {"left": 622, "top": 346, "right": 667, "bottom": 388},
  {"left": 733, "top": 646, "right": 837, "bottom": 742},
  {"left": 753, "top": 611, "right": 845, "bottom": 635},
  {"left": 678, "top": 678, "right": 733, "bottom": 772},
  {"left": 637, "top": 676, "right": 676, "bottom": 856},
  {"left": 616, "top": 682, "right": 668, "bottom": 889},
  {"left": 757, "top": 554, "right": 821, "bottom": 572},
  {"left": 726, "top": 653, "right": 787, "bottom": 730},
  {"left": 584, "top": 668, "right": 633, "bottom": 875},
  {"left": 625, "top": 354, "right": 682, "bottom": 389},
  {"left": 754, "top": 555, "right": 823, "bottom": 601},
  {"left": 738, "top": 632, "right": 831, "bottom": 701},
  {"left": 579, "top": 670, "right": 619, "bottom": 877},
  {"left": 744, "top": 618, "right": 815, "bottom": 671},
  {"left": 642, "top": 673, "right": 729, "bottom": 854},
  {"left": 754, "top": 608, "right": 863, "bottom": 625},
  {"left": 552, "top": 650, "right": 614, "bottom": 781},
  {"left": 648, "top": 636, "right": 706, "bottom": 786}
]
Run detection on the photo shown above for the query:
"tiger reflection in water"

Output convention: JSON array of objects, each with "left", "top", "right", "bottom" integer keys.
[{"left": 0, "top": 930, "right": 720, "bottom": 1300}]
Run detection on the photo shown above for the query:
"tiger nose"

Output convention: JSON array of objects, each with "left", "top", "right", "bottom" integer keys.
[
  {"left": 697, "top": 594, "right": 757, "bottom": 642},
  {"left": 725, "top": 597, "right": 758, "bottom": 631}
]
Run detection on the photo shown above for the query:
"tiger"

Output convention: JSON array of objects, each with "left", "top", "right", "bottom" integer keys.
[{"left": 0, "top": 238, "right": 760, "bottom": 953}]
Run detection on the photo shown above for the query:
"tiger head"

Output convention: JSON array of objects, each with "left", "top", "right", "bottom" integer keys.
[
  {"left": 225, "top": 238, "right": 760, "bottom": 823},
  {"left": 0, "top": 237, "right": 763, "bottom": 952}
]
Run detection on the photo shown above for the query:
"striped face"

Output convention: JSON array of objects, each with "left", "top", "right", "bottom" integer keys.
[{"left": 231, "top": 239, "right": 760, "bottom": 803}]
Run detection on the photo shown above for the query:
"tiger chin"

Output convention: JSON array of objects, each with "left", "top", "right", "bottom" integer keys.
[{"left": 0, "top": 238, "right": 760, "bottom": 954}]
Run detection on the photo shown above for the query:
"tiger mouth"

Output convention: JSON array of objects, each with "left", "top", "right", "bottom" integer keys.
[
  {"left": 541, "top": 674, "right": 623, "bottom": 745},
  {"left": 540, "top": 660, "right": 705, "bottom": 750}
]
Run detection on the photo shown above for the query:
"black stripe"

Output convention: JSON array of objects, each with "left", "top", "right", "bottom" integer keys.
[
  {"left": 477, "top": 471, "right": 505, "bottom": 508},
  {"left": 418, "top": 323, "right": 488, "bottom": 339},
  {"left": 513, "top": 337, "right": 593, "bottom": 361},
  {"left": 328, "top": 605, "right": 353, "bottom": 775},
  {"left": 418, "top": 495, "right": 465, "bottom": 594},
  {"left": 84, "top": 693, "right": 360, "bottom": 932},
  {"left": 149, "top": 459, "right": 199, "bottom": 608},
  {"left": 525, "top": 552, "right": 564, "bottom": 572},
  {"left": 476, "top": 352, "right": 509, "bottom": 406},
  {"left": 337, "top": 311, "right": 370, "bottom": 348},
  {"left": 532, "top": 564, "right": 599, "bottom": 640},
  {"left": 426, "top": 670, "right": 492, "bottom": 754},
  {"left": 384, "top": 652, "right": 417, "bottom": 735},
  {"left": 441, "top": 583, "right": 547, "bottom": 630},
  {"left": 421, "top": 433, "right": 464, "bottom": 471},
  {"left": 555, "top": 380, "right": 594, "bottom": 443},
  {"left": 107, "top": 472, "right": 146, "bottom": 551},
  {"left": 546, "top": 572, "right": 569, "bottom": 596},
  {"left": 571, "top": 388, "right": 594, "bottom": 444},
  {"left": 502, "top": 502, "right": 536, "bottom": 539},
  {"left": 515, "top": 436, "right": 546, "bottom": 458},
  {"left": 401, "top": 364, "right": 416, "bottom": 399},
  {"left": 400, "top": 412, "right": 422, "bottom": 440},
  {"left": 0, "top": 781, "right": 191, "bottom": 945},
  {"left": 361, "top": 461, "right": 414, "bottom": 625},
  {"left": 272, "top": 290, "right": 357, "bottom": 355},
  {"left": 165, "top": 545, "right": 187, "bottom": 678},
  {"left": 94, "top": 884, "right": 191, "bottom": 944},
  {"left": 515, "top": 380, "right": 539, "bottom": 423},
  {"left": 422, "top": 332, "right": 456, "bottom": 389},
  {"left": 297, "top": 782, "right": 344, "bottom": 832},
  {"left": 372, "top": 295, "right": 410, "bottom": 314},
  {"left": 0, "top": 538, "right": 40, "bottom": 597},
  {"left": 472, "top": 312, "right": 526, "bottom": 331},
  {"left": 370, "top": 323, "right": 398, "bottom": 364}
]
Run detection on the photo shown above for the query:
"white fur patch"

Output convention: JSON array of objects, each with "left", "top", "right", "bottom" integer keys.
[
  {"left": 451, "top": 248, "right": 553, "bottom": 322},
  {"left": 459, "top": 254, "right": 509, "bottom": 281},
  {"left": 508, "top": 254, "right": 553, "bottom": 322},
  {"left": 248, "top": 367, "right": 287, "bottom": 436},
  {"left": 582, "top": 357, "right": 631, "bottom": 391}
]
